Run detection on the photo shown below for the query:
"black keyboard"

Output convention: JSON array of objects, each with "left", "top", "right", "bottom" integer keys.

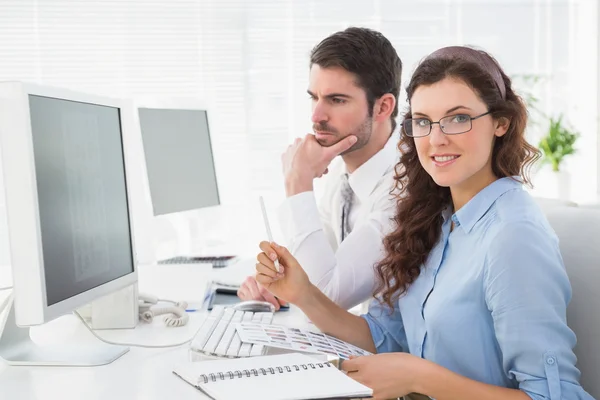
[{"left": 158, "top": 256, "right": 238, "bottom": 268}]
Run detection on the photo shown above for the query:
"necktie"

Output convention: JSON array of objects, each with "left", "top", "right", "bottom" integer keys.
[{"left": 340, "top": 173, "right": 354, "bottom": 241}]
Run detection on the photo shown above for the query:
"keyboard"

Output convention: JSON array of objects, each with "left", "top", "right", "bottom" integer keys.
[
  {"left": 158, "top": 256, "right": 237, "bottom": 268},
  {"left": 189, "top": 305, "right": 274, "bottom": 359}
]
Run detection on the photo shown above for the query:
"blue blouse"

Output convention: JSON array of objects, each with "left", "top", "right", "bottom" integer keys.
[{"left": 363, "top": 177, "right": 593, "bottom": 399}]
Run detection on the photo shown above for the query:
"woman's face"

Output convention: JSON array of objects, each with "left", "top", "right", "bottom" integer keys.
[{"left": 410, "top": 77, "right": 507, "bottom": 191}]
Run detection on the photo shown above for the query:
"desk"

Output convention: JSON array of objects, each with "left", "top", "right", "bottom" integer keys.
[{"left": 0, "top": 261, "right": 313, "bottom": 400}]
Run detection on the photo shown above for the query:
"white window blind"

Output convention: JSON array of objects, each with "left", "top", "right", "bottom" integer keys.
[{"left": 0, "top": 0, "right": 597, "bottom": 264}]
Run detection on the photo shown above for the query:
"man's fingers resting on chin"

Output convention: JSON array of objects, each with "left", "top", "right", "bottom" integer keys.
[{"left": 326, "top": 135, "right": 357, "bottom": 159}]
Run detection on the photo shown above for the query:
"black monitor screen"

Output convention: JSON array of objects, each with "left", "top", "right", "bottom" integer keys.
[
  {"left": 138, "top": 108, "right": 220, "bottom": 216},
  {"left": 28, "top": 95, "right": 134, "bottom": 306}
]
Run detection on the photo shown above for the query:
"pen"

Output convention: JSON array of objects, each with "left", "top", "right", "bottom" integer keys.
[{"left": 259, "top": 196, "right": 280, "bottom": 272}]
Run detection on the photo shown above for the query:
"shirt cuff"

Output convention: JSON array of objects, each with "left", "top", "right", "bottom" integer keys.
[
  {"left": 361, "top": 313, "right": 386, "bottom": 352},
  {"left": 277, "top": 192, "right": 323, "bottom": 245}
]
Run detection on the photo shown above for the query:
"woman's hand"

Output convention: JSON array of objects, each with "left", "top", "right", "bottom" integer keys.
[
  {"left": 254, "top": 241, "right": 312, "bottom": 305},
  {"left": 341, "top": 353, "right": 430, "bottom": 400}
]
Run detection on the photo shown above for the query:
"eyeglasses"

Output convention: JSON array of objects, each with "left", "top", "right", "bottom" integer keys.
[{"left": 402, "top": 111, "right": 491, "bottom": 137}]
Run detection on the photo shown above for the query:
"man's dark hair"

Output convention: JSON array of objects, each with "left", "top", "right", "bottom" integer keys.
[{"left": 310, "top": 27, "right": 403, "bottom": 133}]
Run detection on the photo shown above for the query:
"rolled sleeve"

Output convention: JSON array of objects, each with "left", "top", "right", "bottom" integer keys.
[
  {"left": 361, "top": 299, "right": 408, "bottom": 354},
  {"left": 484, "top": 221, "right": 593, "bottom": 399}
]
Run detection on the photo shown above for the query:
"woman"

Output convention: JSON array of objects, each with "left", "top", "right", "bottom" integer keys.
[{"left": 254, "top": 46, "right": 592, "bottom": 399}]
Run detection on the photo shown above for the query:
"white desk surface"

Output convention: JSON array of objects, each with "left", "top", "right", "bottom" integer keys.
[{"left": 0, "top": 260, "right": 314, "bottom": 400}]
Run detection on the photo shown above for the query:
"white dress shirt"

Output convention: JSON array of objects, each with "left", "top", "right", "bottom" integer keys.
[{"left": 277, "top": 135, "right": 399, "bottom": 309}]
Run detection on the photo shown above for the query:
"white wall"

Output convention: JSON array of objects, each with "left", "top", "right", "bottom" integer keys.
[
  {"left": 597, "top": 0, "right": 600, "bottom": 203},
  {"left": 0, "top": 0, "right": 598, "bottom": 265},
  {"left": 527, "top": 0, "right": 599, "bottom": 204}
]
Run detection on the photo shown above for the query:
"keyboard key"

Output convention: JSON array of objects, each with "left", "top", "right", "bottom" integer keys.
[
  {"left": 249, "top": 344, "right": 265, "bottom": 357},
  {"left": 251, "top": 313, "right": 263, "bottom": 323},
  {"left": 231, "top": 311, "right": 244, "bottom": 323},
  {"left": 190, "top": 308, "right": 275, "bottom": 359},
  {"left": 214, "top": 325, "right": 237, "bottom": 356},
  {"left": 222, "top": 307, "right": 235, "bottom": 321},
  {"left": 226, "top": 332, "right": 243, "bottom": 357},
  {"left": 190, "top": 307, "right": 225, "bottom": 349},
  {"left": 204, "top": 318, "right": 232, "bottom": 354},
  {"left": 256, "top": 312, "right": 273, "bottom": 324},
  {"left": 238, "top": 342, "right": 252, "bottom": 357}
]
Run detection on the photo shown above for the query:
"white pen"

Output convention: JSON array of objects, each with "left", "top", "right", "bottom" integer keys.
[{"left": 259, "top": 196, "right": 280, "bottom": 272}]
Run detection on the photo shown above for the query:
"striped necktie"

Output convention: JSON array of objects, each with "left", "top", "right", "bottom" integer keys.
[{"left": 340, "top": 173, "right": 354, "bottom": 241}]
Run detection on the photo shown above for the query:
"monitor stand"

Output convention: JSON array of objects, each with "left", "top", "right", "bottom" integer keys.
[{"left": 0, "top": 295, "right": 129, "bottom": 366}]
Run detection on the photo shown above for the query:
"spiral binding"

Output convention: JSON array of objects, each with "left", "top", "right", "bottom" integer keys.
[{"left": 199, "top": 362, "right": 333, "bottom": 384}]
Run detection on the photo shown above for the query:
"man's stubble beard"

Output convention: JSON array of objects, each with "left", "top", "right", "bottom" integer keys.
[{"left": 315, "top": 116, "right": 374, "bottom": 156}]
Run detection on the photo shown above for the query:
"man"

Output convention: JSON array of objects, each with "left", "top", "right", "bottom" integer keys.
[{"left": 237, "top": 27, "right": 402, "bottom": 310}]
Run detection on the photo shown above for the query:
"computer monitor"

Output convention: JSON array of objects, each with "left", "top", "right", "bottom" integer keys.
[
  {"left": 136, "top": 102, "right": 221, "bottom": 263},
  {"left": 0, "top": 82, "right": 138, "bottom": 366}
]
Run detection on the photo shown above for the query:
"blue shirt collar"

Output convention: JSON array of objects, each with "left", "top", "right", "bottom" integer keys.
[{"left": 452, "top": 177, "right": 523, "bottom": 233}]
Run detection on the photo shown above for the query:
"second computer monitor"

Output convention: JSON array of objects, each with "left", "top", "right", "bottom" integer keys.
[{"left": 137, "top": 107, "right": 220, "bottom": 217}]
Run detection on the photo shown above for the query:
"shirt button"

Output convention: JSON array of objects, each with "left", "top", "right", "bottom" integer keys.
[{"left": 546, "top": 356, "right": 556, "bottom": 365}]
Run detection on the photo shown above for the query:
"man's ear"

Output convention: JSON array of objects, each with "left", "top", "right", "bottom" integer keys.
[
  {"left": 494, "top": 117, "right": 510, "bottom": 137},
  {"left": 374, "top": 93, "right": 396, "bottom": 122}
]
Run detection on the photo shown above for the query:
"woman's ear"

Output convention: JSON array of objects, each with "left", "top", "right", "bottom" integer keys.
[
  {"left": 494, "top": 117, "right": 510, "bottom": 137},
  {"left": 374, "top": 93, "right": 396, "bottom": 122}
]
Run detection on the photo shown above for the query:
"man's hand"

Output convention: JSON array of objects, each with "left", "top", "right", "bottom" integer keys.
[
  {"left": 237, "top": 276, "right": 287, "bottom": 311},
  {"left": 282, "top": 134, "right": 357, "bottom": 196}
]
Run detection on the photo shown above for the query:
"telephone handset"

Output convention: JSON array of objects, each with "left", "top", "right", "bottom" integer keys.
[{"left": 138, "top": 293, "right": 189, "bottom": 327}]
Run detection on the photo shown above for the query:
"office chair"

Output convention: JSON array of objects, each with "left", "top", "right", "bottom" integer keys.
[{"left": 542, "top": 204, "right": 600, "bottom": 398}]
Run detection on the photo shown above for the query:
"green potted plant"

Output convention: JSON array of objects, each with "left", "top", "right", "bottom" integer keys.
[
  {"left": 512, "top": 75, "right": 580, "bottom": 200},
  {"left": 538, "top": 114, "right": 579, "bottom": 172},
  {"left": 537, "top": 114, "right": 579, "bottom": 201}
]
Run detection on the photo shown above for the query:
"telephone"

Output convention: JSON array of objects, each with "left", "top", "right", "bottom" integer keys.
[{"left": 138, "top": 293, "right": 189, "bottom": 327}]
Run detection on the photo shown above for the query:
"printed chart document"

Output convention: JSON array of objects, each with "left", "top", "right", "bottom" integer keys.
[{"left": 236, "top": 322, "right": 372, "bottom": 360}]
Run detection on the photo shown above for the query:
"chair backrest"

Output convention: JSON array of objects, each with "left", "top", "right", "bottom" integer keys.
[
  {"left": 542, "top": 205, "right": 600, "bottom": 398},
  {"left": 534, "top": 196, "right": 579, "bottom": 209}
]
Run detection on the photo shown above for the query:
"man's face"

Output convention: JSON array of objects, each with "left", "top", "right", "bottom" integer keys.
[{"left": 307, "top": 65, "right": 373, "bottom": 152}]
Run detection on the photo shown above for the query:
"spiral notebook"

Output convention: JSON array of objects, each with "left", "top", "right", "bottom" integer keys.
[{"left": 173, "top": 352, "right": 372, "bottom": 400}]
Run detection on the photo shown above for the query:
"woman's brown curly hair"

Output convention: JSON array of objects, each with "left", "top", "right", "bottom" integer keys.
[{"left": 374, "top": 49, "right": 541, "bottom": 308}]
